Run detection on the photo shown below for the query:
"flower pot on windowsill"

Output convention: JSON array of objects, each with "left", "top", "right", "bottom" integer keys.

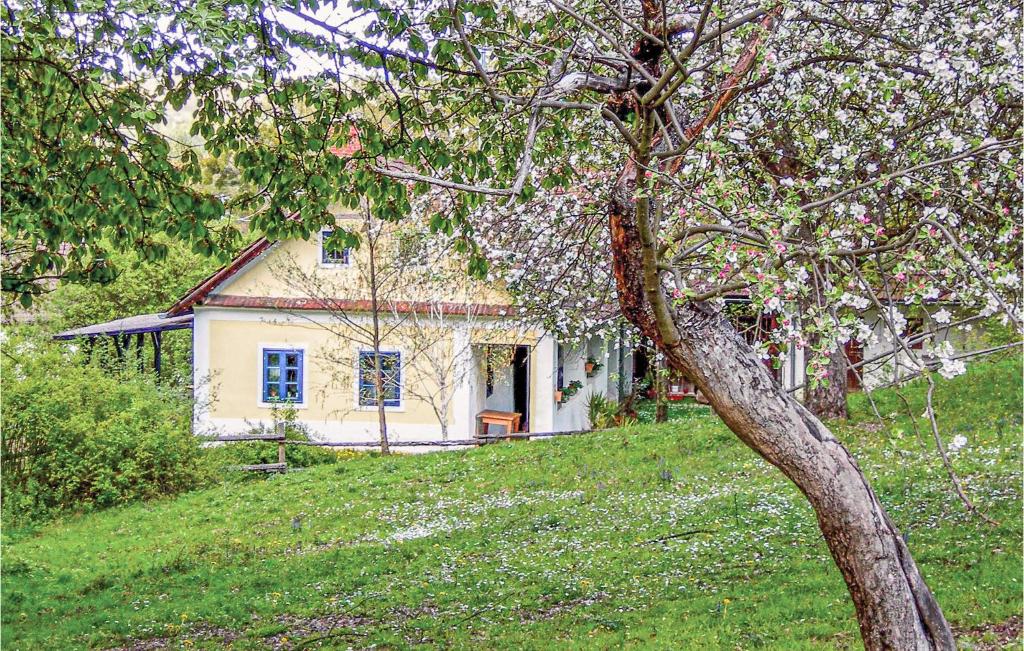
[{"left": 554, "top": 389, "right": 564, "bottom": 403}]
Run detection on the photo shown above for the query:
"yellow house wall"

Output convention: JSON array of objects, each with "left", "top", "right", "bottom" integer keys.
[
  {"left": 221, "top": 218, "right": 513, "bottom": 306},
  {"left": 205, "top": 316, "right": 455, "bottom": 427}
]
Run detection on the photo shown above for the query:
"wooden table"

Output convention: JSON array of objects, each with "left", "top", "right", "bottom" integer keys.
[{"left": 476, "top": 410, "right": 522, "bottom": 439}]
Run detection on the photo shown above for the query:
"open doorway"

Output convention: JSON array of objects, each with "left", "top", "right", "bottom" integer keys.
[
  {"left": 512, "top": 345, "right": 530, "bottom": 432},
  {"left": 478, "top": 344, "right": 532, "bottom": 434}
]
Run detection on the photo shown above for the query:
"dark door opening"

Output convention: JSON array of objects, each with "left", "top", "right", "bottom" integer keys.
[{"left": 512, "top": 345, "right": 530, "bottom": 432}]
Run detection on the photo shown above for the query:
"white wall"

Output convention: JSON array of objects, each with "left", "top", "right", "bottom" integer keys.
[
  {"left": 194, "top": 309, "right": 629, "bottom": 445},
  {"left": 531, "top": 336, "right": 556, "bottom": 433},
  {"left": 859, "top": 307, "right": 963, "bottom": 388},
  {"left": 450, "top": 323, "right": 473, "bottom": 438}
]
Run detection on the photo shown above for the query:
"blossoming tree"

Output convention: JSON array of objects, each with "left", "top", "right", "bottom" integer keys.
[{"left": 5, "top": 0, "right": 1021, "bottom": 647}]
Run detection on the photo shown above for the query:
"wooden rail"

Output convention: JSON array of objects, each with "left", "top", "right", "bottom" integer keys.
[
  {"left": 211, "top": 425, "right": 602, "bottom": 471},
  {"left": 215, "top": 424, "right": 287, "bottom": 472}
]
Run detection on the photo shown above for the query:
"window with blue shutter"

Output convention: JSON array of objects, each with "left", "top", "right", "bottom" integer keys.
[
  {"left": 358, "top": 351, "right": 401, "bottom": 407},
  {"left": 321, "top": 229, "right": 351, "bottom": 265},
  {"left": 263, "top": 349, "right": 303, "bottom": 403}
]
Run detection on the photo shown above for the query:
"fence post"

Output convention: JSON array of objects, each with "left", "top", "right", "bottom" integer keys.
[{"left": 276, "top": 421, "right": 286, "bottom": 466}]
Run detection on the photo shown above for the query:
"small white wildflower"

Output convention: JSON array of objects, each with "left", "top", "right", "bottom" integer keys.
[{"left": 947, "top": 435, "right": 967, "bottom": 453}]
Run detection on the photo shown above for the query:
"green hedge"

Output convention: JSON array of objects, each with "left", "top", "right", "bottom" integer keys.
[{"left": 1, "top": 332, "right": 209, "bottom": 523}]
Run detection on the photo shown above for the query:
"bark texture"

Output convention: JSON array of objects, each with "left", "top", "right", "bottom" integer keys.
[
  {"left": 608, "top": 183, "right": 955, "bottom": 650},
  {"left": 804, "top": 345, "right": 850, "bottom": 420},
  {"left": 802, "top": 271, "right": 850, "bottom": 420}
]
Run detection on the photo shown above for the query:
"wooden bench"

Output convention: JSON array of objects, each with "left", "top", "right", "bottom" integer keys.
[{"left": 475, "top": 410, "right": 522, "bottom": 440}]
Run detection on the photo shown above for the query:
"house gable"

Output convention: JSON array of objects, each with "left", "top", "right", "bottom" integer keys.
[{"left": 168, "top": 216, "right": 515, "bottom": 315}]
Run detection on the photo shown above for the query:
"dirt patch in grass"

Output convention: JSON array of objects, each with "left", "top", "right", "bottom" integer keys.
[
  {"left": 956, "top": 615, "right": 1022, "bottom": 650},
  {"left": 518, "top": 592, "right": 609, "bottom": 623},
  {"left": 111, "top": 623, "right": 242, "bottom": 650},
  {"left": 264, "top": 603, "right": 443, "bottom": 649},
  {"left": 262, "top": 612, "right": 373, "bottom": 649}
]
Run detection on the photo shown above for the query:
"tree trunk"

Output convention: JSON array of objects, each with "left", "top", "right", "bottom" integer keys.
[
  {"left": 655, "top": 356, "right": 668, "bottom": 423},
  {"left": 365, "top": 215, "right": 390, "bottom": 455},
  {"left": 804, "top": 343, "right": 850, "bottom": 420},
  {"left": 438, "top": 399, "right": 449, "bottom": 441},
  {"left": 801, "top": 273, "right": 850, "bottom": 420},
  {"left": 372, "top": 352, "right": 390, "bottom": 455},
  {"left": 609, "top": 187, "right": 954, "bottom": 650}
]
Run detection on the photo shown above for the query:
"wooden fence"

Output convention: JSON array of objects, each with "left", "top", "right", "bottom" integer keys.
[{"left": 212, "top": 423, "right": 599, "bottom": 472}]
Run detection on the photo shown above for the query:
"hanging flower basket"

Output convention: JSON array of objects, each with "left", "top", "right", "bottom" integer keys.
[{"left": 585, "top": 357, "right": 603, "bottom": 377}]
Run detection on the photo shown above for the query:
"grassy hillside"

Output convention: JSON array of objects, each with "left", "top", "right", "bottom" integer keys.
[{"left": 3, "top": 358, "right": 1021, "bottom": 650}]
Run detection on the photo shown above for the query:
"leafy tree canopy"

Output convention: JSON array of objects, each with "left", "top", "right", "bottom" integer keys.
[{"left": 5, "top": 0, "right": 1019, "bottom": 366}]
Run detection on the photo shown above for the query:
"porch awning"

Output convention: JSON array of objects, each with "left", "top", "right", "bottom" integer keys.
[{"left": 53, "top": 313, "right": 193, "bottom": 340}]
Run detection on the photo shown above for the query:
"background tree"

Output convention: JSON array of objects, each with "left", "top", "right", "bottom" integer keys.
[
  {"left": 270, "top": 212, "right": 494, "bottom": 447},
  {"left": 270, "top": 210, "right": 402, "bottom": 453}
]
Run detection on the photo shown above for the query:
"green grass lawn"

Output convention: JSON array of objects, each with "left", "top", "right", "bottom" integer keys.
[{"left": 3, "top": 358, "right": 1021, "bottom": 650}]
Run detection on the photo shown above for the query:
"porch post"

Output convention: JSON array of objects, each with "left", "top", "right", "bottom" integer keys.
[
  {"left": 152, "top": 331, "right": 162, "bottom": 377},
  {"left": 530, "top": 334, "right": 556, "bottom": 433},
  {"left": 450, "top": 322, "right": 473, "bottom": 439},
  {"left": 135, "top": 332, "right": 145, "bottom": 372}
]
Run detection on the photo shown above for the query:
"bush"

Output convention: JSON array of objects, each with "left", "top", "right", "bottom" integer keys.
[
  {"left": 1, "top": 330, "right": 210, "bottom": 523},
  {"left": 586, "top": 392, "right": 637, "bottom": 429},
  {"left": 201, "top": 406, "right": 365, "bottom": 469}
]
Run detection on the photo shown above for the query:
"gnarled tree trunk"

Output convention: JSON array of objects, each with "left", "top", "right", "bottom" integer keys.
[{"left": 609, "top": 184, "right": 955, "bottom": 650}]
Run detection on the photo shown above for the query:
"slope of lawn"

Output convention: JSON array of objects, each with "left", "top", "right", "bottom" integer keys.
[{"left": 3, "top": 357, "right": 1021, "bottom": 650}]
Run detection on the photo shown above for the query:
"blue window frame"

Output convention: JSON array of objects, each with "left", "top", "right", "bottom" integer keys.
[
  {"left": 263, "top": 349, "right": 303, "bottom": 403},
  {"left": 321, "top": 229, "right": 350, "bottom": 265},
  {"left": 358, "top": 351, "right": 401, "bottom": 407}
]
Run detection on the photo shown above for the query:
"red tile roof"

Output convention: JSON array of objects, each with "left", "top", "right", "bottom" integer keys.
[
  {"left": 203, "top": 294, "right": 515, "bottom": 316},
  {"left": 329, "top": 125, "right": 361, "bottom": 157},
  {"left": 165, "top": 238, "right": 274, "bottom": 316}
]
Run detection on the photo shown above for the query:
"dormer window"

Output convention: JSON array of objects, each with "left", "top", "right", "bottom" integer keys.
[{"left": 321, "top": 229, "right": 351, "bottom": 266}]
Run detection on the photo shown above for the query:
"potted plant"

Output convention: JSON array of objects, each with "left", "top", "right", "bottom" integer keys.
[
  {"left": 558, "top": 380, "right": 583, "bottom": 404},
  {"left": 585, "top": 357, "right": 603, "bottom": 377}
]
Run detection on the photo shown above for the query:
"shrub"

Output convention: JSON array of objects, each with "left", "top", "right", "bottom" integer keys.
[
  {"left": 201, "top": 406, "right": 365, "bottom": 469},
  {"left": 1, "top": 330, "right": 209, "bottom": 523},
  {"left": 586, "top": 392, "right": 636, "bottom": 429}
]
